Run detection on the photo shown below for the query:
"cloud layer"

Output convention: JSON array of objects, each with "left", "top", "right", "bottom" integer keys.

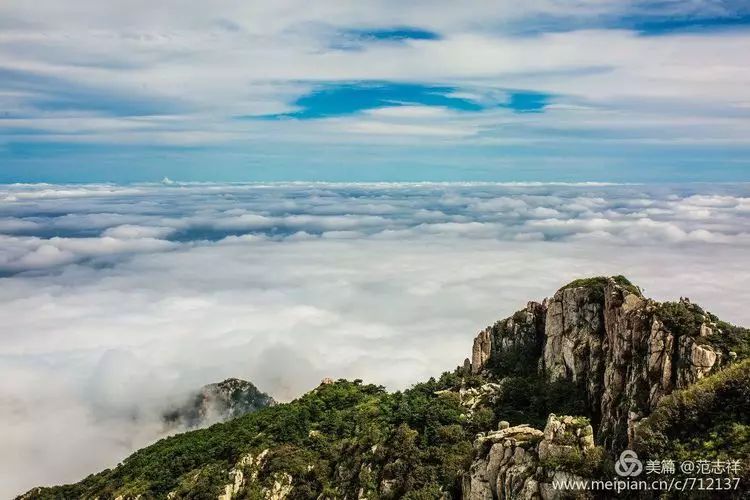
[{"left": 1, "top": 181, "right": 750, "bottom": 496}]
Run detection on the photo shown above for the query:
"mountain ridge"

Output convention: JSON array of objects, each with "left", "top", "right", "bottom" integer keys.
[{"left": 20, "top": 276, "right": 750, "bottom": 499}]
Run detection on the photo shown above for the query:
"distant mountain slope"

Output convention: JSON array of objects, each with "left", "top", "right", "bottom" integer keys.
[
  {"left": 20, "top": 277, "right": 750, "bottom": 499},
  {"left": 163, "top": 378, "right": 276, "bottom": 430}
]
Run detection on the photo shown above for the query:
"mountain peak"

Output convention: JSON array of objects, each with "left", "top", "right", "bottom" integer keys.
[
  {"left": 470, "top": 275, "right": 741, "bottom": 451},
  {"left": 559, "top": 274, "right": 642, "bottom": 296},
  {"left": 163, "top": 378, "right": 275, "bottom": 429}
]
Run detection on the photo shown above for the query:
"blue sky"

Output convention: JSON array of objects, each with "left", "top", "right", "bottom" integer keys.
[{"left": 1, "top": 0, "right": 749, "bottom": 182}]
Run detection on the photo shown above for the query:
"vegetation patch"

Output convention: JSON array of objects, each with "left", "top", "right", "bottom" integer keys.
[
  {"left": 634, "top": 359, "right": 750, "bottom": 482},
  {"left": 656, "top": 301, "right": 750, "bottom": 360},
  {"left": 490, "top": 375, "right": 589, "bottom": 430},
  {"left": 24, "top": 379, "right": 477, "bottom": 499},
  {"left": 562, "top": 275, "right": 640, "bottom": 295},
  {"left": 540, "top": 446, "right": 609, "bottom": 478}
]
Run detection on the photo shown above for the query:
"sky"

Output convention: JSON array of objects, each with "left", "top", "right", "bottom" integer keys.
[
  {"left": 1, "top": 0, "right": 750, "bottom": 182},
  {"left": 2, "top": 181, "right": 750, "bottom": 496}
]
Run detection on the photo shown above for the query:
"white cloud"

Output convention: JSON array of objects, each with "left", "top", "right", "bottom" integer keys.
[
  {"left": 102, "top": 224, "right": 176, "bottom": 239},
  {"left": 364, "top": 106, "right": 454, "bottom": 119},
  {"left": 1, "top": 182, "right": 750, "bottom": 496},
  {"left": 0, "top": 234, "right": 177, "bottom": 272},
  {"left": 0, "top": 2, "right": 748, "bottom": 148}
]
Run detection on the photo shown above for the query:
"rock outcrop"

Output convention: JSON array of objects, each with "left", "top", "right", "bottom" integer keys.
[
  {"left": 471, "top": 277, "right": 725, "bottom": 451},
  {"left": 163, "top": 378, "right": 276, "bottom": 429},
  {"left": 471, "top": 302, "right": 546, "bottom": 375},
  {"left": 216, "top": 449, "right": 268, "bottom": 500},
  {"left": 265, "top": 473, "right": 293, "bottom": 500},
  {"left": 464, "top": 415, "right": 597, "bottom": 500},
  {"left": 445, "top": 382, "right": 504, "bottom": 411}
]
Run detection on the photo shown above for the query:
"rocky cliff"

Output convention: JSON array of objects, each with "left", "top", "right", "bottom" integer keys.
[
  {"left": 465, "top": 415, "right": 600, "bottom": 500},
  {"left": 470, "top": 276, "right": 727, "bottom": 452}
]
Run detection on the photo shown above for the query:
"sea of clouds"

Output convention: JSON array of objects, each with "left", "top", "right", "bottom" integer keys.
[{"left": 2, "top": 181, "right": 750, "bottom": 496}]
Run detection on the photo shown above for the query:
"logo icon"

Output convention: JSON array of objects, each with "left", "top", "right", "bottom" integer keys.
[{"left": 615, "top": 450, "right": 643, "bottom": 477}]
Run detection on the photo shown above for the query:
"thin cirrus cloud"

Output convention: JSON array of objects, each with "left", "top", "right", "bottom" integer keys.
[
  {"left": 2, "top": 181, "right": 750, "bottom": 497},
  {"left": 332, "top": 27, "right": 441, "bottom": 50},
  {"left": 1, "top": 0, "right": 749, "bottom": 181}
]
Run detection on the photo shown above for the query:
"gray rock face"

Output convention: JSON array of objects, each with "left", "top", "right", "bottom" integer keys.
[
  {"left": 464, "top": 415, "right": 594, "bottom": 500},
  {"left": 542, "top": 286, "right": 606, "bottom": 425},
  {"left": 471, "top": 301, "right": 546, "bottom": 374},
  {"left": 467, "top": 425, "right": 543, "bottom": 500},
  {"left": 542, "top": 286, "right": 604, "bottom": 382},
  {"left": 472, "top": 328, "right": 493, "bottom": 375},
  {"left": 471, "top": 277, "right": 724, "bottom": 451}
]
